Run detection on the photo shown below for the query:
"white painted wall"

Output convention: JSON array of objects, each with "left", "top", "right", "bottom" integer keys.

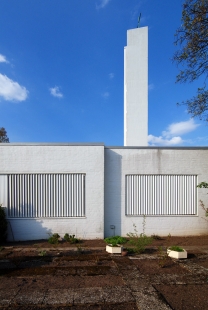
[
  {"left": 124, "top": 27, "right": 148, "bottom": 146},
  {"left": 0, "top": 143, "right": 104, "bottom": 241},
  {"left": 1, "top": 144, "right": 208, "bottom": 241},
  {"left": 104, "top": 147, "right": 208, "bottom": 237}
]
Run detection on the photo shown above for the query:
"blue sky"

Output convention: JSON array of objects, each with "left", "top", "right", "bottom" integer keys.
[{"left": 0, "top": 0, "right": 207, "bottom": 146}]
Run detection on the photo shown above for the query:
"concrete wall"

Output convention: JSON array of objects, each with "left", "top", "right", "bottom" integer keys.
[
  {"left": 0, "top": 143, "right": 104, "bottom": 241},
  {"left": 124, "top": 27, "right": 148, "bottom": 146},
  {"left": 104, "top": 147, "right": 208, "bottom": 237}
]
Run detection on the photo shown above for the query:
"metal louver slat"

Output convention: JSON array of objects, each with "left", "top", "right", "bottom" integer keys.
[
  {"left": 7, "top": 173, "right": 85, "bottom": 218},
  {"left": 126, "top": 175, "right": 197, "bottom": 216}
]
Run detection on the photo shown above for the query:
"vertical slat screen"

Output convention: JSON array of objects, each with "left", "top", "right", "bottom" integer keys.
[
  {"left": 7, "top": 174, "right": 85, "bottom": 218},
  {"left": 126, "top": 175, "right": 197, "bottom": 215}
]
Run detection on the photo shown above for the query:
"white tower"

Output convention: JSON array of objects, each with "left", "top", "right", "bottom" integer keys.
[{"left": 124, "top": 26, "right": 148, "bottom": 146}]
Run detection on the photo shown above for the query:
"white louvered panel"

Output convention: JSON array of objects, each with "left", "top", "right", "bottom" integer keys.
[
  {"left": 7, "top": 174, "right": 85, "bottom": 218},
  {"left": 126, "top": 175, "right": 197, "bottom": 215}
]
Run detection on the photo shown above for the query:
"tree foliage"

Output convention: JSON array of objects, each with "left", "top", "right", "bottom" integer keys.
[
  {"left": 0, "top": 127, "right": 9, "bottom": 143},
  {"left": 173, "top": 0, "right": 208, "bottom": 121}
]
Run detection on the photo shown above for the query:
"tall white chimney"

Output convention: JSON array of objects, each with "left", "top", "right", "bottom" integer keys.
[{"left": 124, "top": 26, "right": 148, "bottom": 146}]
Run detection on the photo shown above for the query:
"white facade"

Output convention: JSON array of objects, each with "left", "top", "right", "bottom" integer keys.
[
  {"left": 124, "top": 27, "right": 148, "bottom": 146},
  {"left": 0, "top": 143, "right": 105, "bottom": 241}
]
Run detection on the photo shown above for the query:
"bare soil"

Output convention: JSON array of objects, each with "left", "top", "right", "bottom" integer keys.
[
  {"left": 1, "top": 235, "right": 208, "bottom": 309},
  {"left": 3, "top": 234, "right": 208, "bottom": 248}
]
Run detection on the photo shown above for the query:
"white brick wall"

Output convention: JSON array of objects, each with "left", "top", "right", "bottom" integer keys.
[
  {"left": 104, "top": 147, "right": 208, "bottom": 237},
  {"left": 0, "top": 143, "right": 104, "bottom": 241}
]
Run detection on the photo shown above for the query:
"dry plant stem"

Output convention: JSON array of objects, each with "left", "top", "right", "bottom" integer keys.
[
  {"left": 157, "top": 246, "right": 169, "bottom": 268},
  {"left": 200, "top": 200, "right": 208, "bottom": 221}
]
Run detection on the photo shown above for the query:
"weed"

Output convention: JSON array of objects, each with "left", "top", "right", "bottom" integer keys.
[
  {"left": 127, "top": 222, "right": 153, "bottom": 254},
  {"left": 48, "top": 233, "right": 60, "bottom": 244},
  {"left": 142, "top": 215, "right": 146, "bottom": 235},
  {"left": 39, "top": 250, "right": 47, "bottom": 256},
  {"left": 197, "top": 182, "right": 208, "bottom": 221},
  {"left": 167, "top": 233, "right": 172, "bottom": 245},
  {"left": 199, "top": 199, "right": 208, "bottom": 219},
  {"left": 157, "top": 246, "right": 169, "bottom": 268},
  {"left": 76, "top": 244, "right": 83, "bottom": 253},
  {"left": 151, "top": 234, "right": 163, "bottom": 240},
  {"left": 95, "top": 255, "right": 101, "bottom": 265},
  {"left": 0, "top": 246, "right": 4, "bottom": 251},
  {"left": 64, "top": 233, "right": 79, "bottom": 244}
]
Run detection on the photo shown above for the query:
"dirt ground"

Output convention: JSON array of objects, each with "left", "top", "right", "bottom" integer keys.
[
  {"left": 1, "top": 235, "right": 208, "bottom": 309},
  {"left": 3, "top": 234, "right": 208, "bottom": 248}
]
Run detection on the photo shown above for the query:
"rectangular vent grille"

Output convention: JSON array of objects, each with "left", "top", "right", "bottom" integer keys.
[
  {"left": 125, "top": 175, "right": 197, "bottom": 215},
  {"left": 8, "top": 174, "right": 85, "bottom": 218}
]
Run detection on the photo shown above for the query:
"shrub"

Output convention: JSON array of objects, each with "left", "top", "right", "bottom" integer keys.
[
  {"left": 64, "top": 233, "right": 79, "bottom": 244},
  {"left": 0, "top": 204, "right": 7, "bottom": 243},
  {"left": 104, "top": 235, "right": 127, "bottom": 247},
  {"left": 48, "top": 233, "right": 60, "bottom": 244}
]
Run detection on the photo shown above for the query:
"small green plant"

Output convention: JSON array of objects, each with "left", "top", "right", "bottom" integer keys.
[
  {"left": 157, "top": 246, "right": 169, "bottom": 268},
  {"left": 151, "top": 234, "right": 163, "bottom": 240},
  {"left": 64, "top": 233, "right": 79, "bottom": 244},
  {"left": 0, "top": 246, "right": 4, "bottom": 251},
  {"left": 0, "top": 204, "right": 7, "bottom": 243},
  {"left": 39, "top": 250, "right": 47, "bottom": 256},
  {"left": 104, "top": 236, "right": 127, "bottom": 247},
  {"left": 48, "top": 233, "right": 60, "bottom": 244},
  {"left": 169, "top": 246, "right": 184, "bottom": 252},
  {"left": 127, "top": 221, "right": 153, "bottom": 254},
  {"left": 76, "top": 244, "right": 83, "bottom": 253},
  {"left": 167, "top": 233, "right": 172, "bottom": 244}
]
